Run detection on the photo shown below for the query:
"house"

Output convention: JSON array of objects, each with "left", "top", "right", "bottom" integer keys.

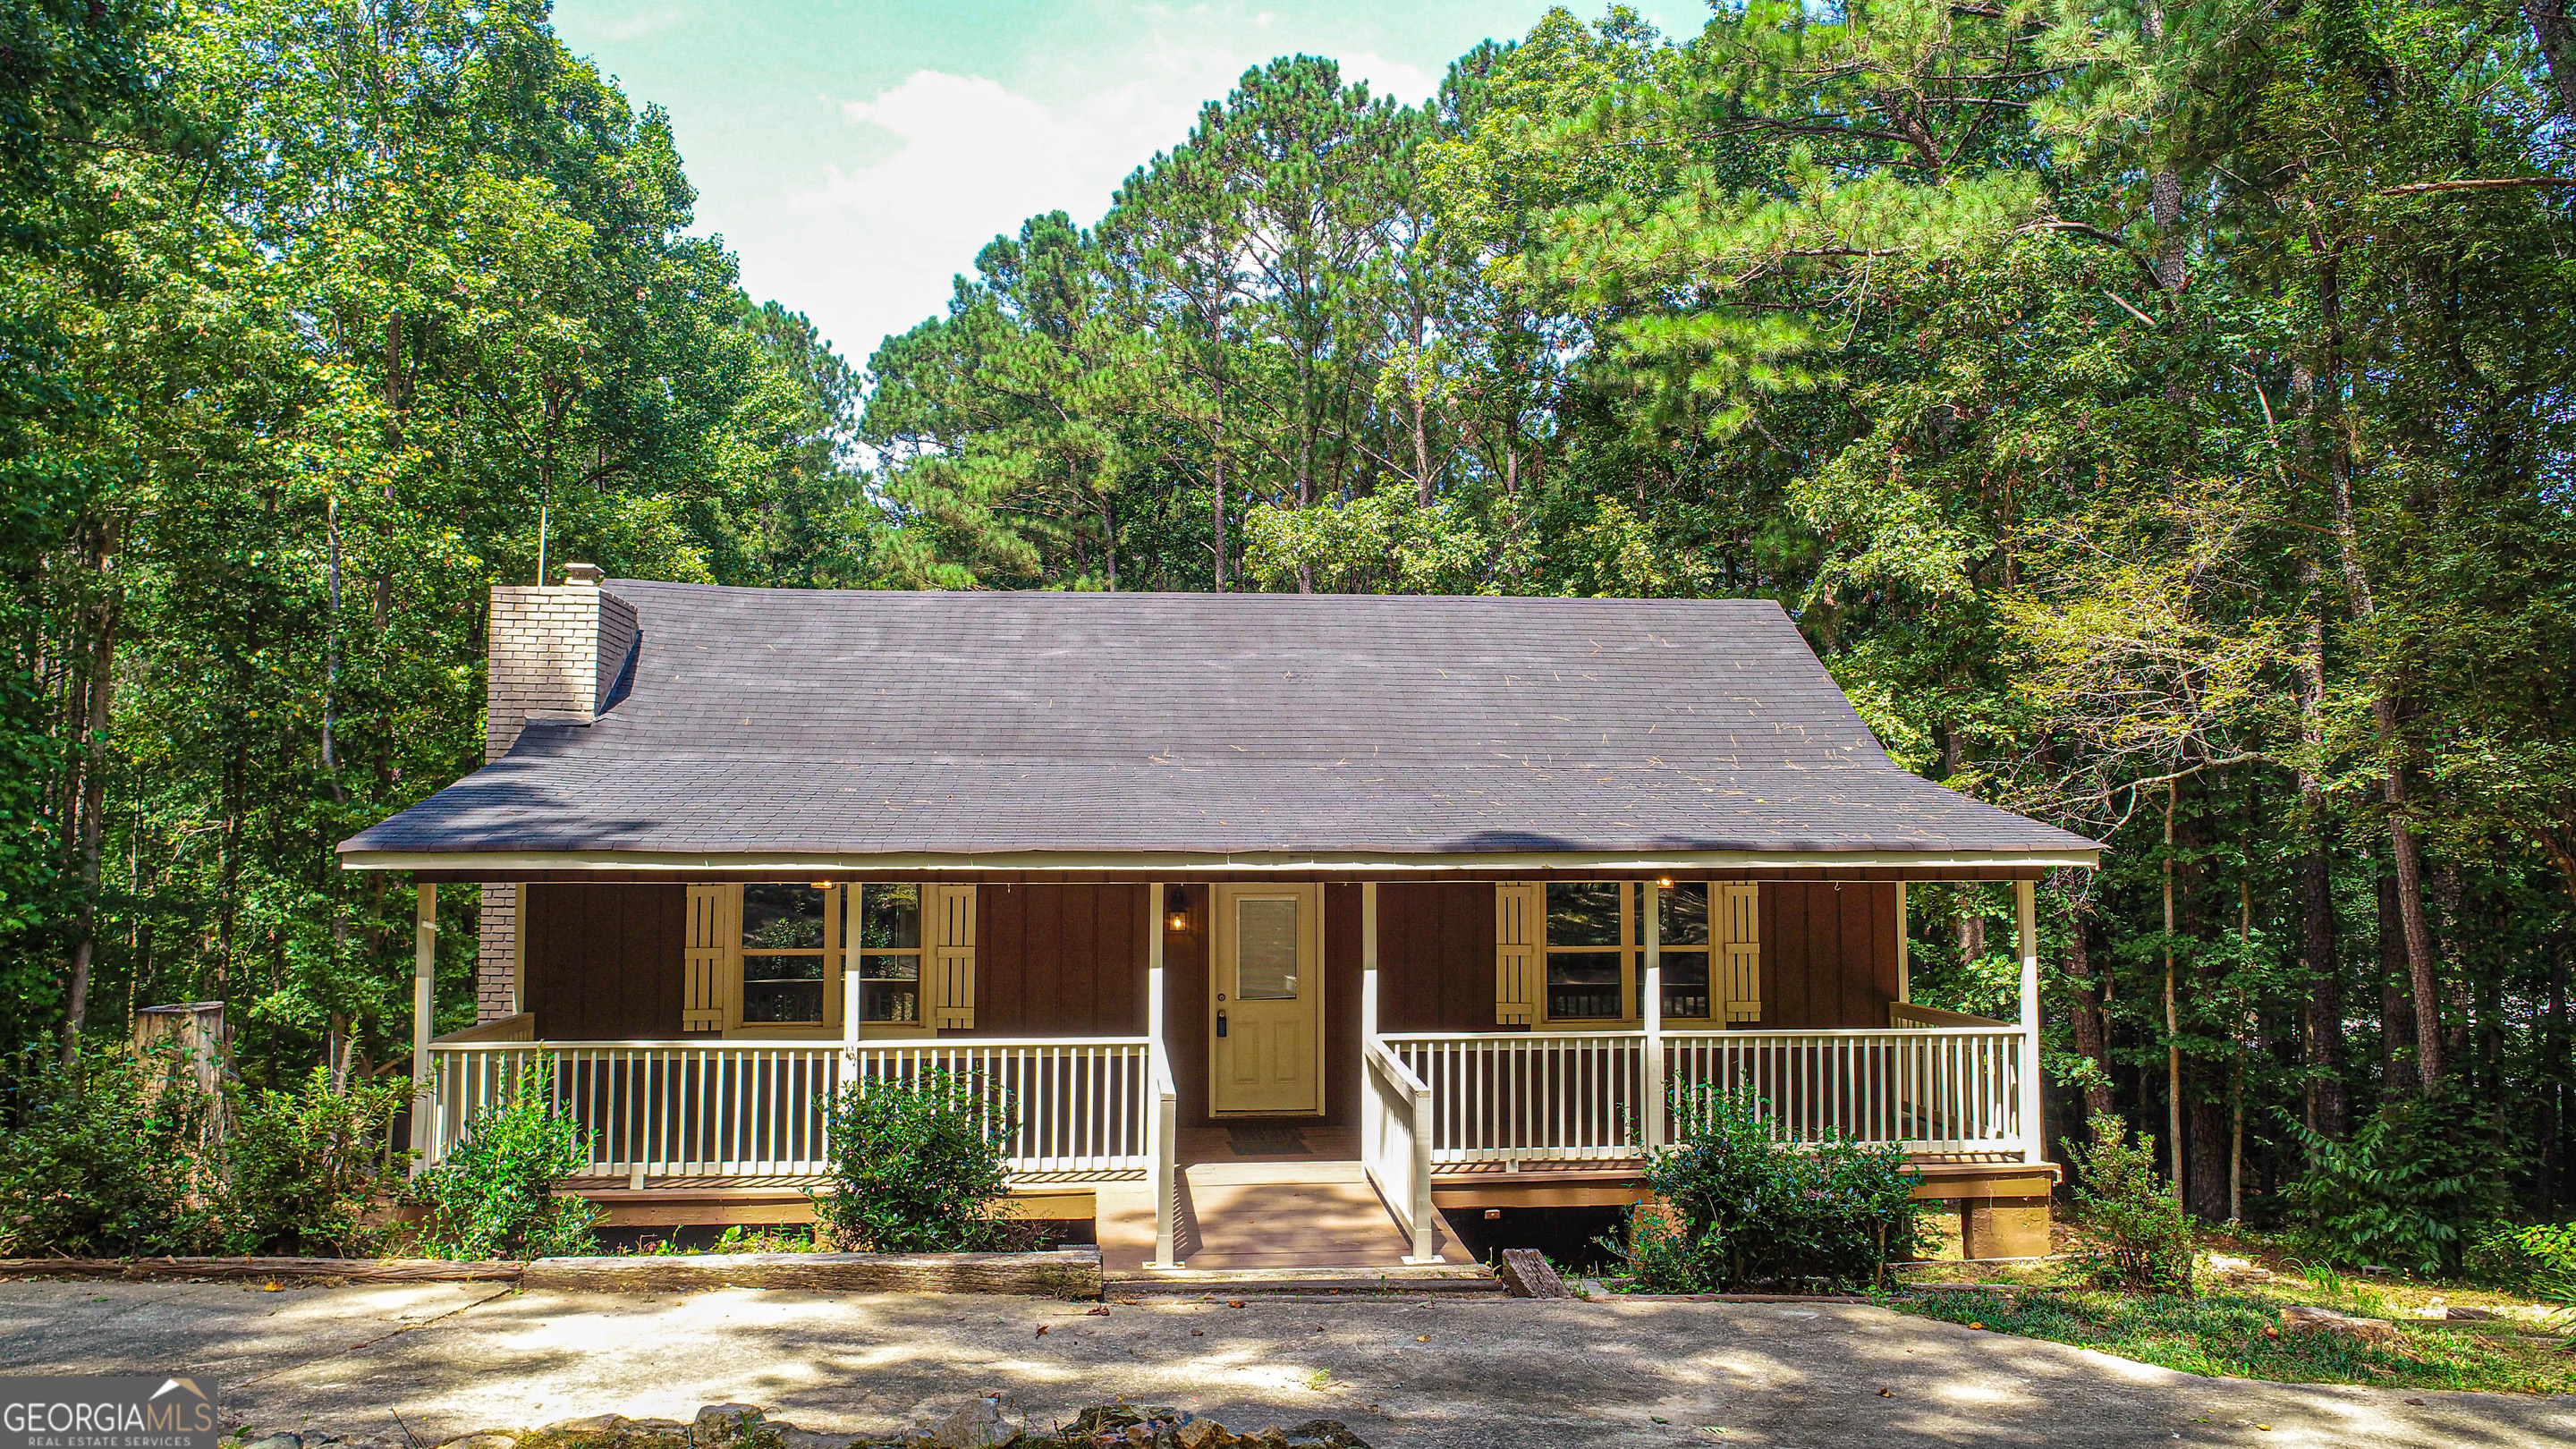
[{"left": 338, "top": 566, "right": 2100, "bottom": 1270}]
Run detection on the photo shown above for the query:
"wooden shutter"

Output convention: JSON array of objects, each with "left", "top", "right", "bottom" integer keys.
[
  {"left": 1495, "top": 883, "right": 1542, "bottom": 1026},
  {"left": 1718, "top": 883, "right": 1762, "bottom": 1023},
  {"left": 926, "top": 885, "right": 977, "bottom": 1030},
  {"left": 682, "top": 884, "right": 735, "bottom": 1031}
]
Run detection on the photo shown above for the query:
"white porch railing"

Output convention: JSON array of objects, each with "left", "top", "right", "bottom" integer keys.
[
  {"left": 1379, "top": 1025, "right": 2029, "bottom": 1165},
  {"left": 420, "top": 1037, "right": 1151, "bottom": 1179},
  {"left": 1665, "top": 1027, "right": 2028, "bottom": 1155},
  {"left": 1382, "top": 1031, "right": 1648, "bottom": 1167},
  {"left": 1360, "top": 1037, "right": 1437, "bottom": 1262}
]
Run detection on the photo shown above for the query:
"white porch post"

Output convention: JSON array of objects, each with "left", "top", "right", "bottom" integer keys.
[
  {"left": 1360, "top": 881, "right": 1378, "bottom": 1042},
  {"left": 2015, "top": 878, "right": 2044, "bottom": 1165},
  {"left": 408, "top": 882, "right": 436, "bottom": 1174},
  {"left": 1147, "top": 881, "right": 1178, "bottom": 1269},
  {"left": 1641, "top": 880, "right": 1664, "bottom": 1153},
  {"left": 1148, "top": 881, "right": 1167, "bottom": 1054}
]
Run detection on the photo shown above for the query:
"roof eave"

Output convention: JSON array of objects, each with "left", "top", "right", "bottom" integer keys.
[{"left": 335, "top": 844, "right": 2103, "bottom": 877}]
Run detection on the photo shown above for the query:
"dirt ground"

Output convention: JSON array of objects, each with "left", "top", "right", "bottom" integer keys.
[{"left": 4, "top": 1277, "right": 2571, "bottom": 1448}]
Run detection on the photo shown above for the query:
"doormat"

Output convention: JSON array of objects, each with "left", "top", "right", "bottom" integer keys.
[{"left": 1225, "top": 1123, "right": 1309, "bottom": 1156}]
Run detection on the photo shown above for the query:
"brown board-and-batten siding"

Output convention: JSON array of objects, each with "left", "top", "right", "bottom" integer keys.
[
  {"left": 1377, "top": 883, "right": 1497, "bottom": 1033},
  {"left": 1759, "top": 883, "right": 1902, "bottom": 1029},
  {"left": 970, "top": 884, "right": 1149, "bottom": 1036},
  {"left": 522, "top": 883, "right": 689, "bottom": 1039}
]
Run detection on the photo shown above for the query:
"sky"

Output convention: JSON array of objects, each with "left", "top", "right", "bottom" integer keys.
[{"left": 550, "top": 1, "right": 1704, "bottom": 369}]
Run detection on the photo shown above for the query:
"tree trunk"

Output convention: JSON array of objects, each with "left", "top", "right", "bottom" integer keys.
[
  {"left": 2063, "top": 899, "right": 2115, "bottom": 1126},
  {"left": 2164, "top": 779, "right": 2184, "bottom": 1199},
  {"left": 2525, "top": 0, "right": 2576, "bottom": 120},
  {"left": 1210, "top": 352, "right": 1228, "bottom": 592},
  {"left": 2293, "top": 557, "right": 2348, "bottom": 1140},
  {"left": 2377, "top": 870, "right": 2419, "bottom": 1099},
  {"left": 2385, "top": 780, "right": 2446, "bottom": 1087},
  {"left": 59, "top": 538, "right": 122, "bottom": 1063},
  {"left": 2547, "top": 938, "right": 2570, "bottom": 1210},
  {"left": 2307, "top": 230, "right": 2442, "bottom": 1090}
]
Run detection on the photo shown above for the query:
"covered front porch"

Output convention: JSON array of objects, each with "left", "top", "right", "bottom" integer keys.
[{"left": 403, "top": 875, "right": 2056, "bottom": 1271}]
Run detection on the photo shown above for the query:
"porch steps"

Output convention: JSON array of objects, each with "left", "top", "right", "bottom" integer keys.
[
  {"left": 1097, "top": 1159, "right": 1468, "bottom": 1275},
  {"left": 1106, "top": 1264, "right": 1499, "bottom": 1295}
]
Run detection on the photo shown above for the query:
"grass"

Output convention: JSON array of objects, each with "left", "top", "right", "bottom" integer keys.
[
  {"left": 1894, "top": 1284, "right": 2576, "bottom": 1394},
  {"left": 1885, "top": 1230, "right": 2576, "bottom": 1395}
]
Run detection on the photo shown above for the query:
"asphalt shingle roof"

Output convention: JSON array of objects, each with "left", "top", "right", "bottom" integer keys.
[{"left": 337, "top": 583, "right": 2097, "bottom": 861}]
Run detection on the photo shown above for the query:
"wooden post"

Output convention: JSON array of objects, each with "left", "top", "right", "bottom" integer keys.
[
  {"left": 1641, "top": 880, "right": 1663, "bottom": 1153},
  {"left": 1360, "top": 882, "right": 1379, "bottom": 1042},
  {"left": 1147, "top": 881, "right": 1177, "bottom": 1269},
  {"left": 1148, "top": 881, "right": 1167, "bottom": 1054},
  {"left": 1896, "top": 883, "right": 1911, "bottom": 1004},
  {"left": 2016, "top": 879, "right": 2043, "bottom": 1165},
  {"left": 409, "top": 883, "right": 436, "bottom": 1174}
]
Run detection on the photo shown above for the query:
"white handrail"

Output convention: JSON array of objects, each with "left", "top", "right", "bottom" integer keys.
[
  {"left": 1147, "top": 1036, "right": 1178, "bottom": 1268},
  {"left": 421, "top": 1037, "right": 1152, "bottom": 1178},
  {"left": 1361, "top": 1036, "right": 1437, "bottom": 1263}
]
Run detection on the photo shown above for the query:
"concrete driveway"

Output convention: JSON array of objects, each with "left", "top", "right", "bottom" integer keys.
[{"left": 2, "top": 1278, "right": 2567, "bottom": 1448}]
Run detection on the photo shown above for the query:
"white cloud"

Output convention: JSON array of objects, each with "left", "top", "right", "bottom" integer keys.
[{"left": 765, "top": 35, "right": 1443, "bottom": 366}]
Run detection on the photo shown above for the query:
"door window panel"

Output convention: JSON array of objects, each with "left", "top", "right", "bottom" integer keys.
[{"left": 1235, "top": 896, "right": 1300, "bottom": 999}]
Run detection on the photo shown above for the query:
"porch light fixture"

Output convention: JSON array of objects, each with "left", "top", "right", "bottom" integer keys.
[
  {"left": 1165, "top": 886, "right": 1190, "bottom": 933},
  {"left": 1656, "top": 876, "right": 1675, "bottom": 889},
  {"left": 809, "top": 880, "right": 833, "bottom": 891}
]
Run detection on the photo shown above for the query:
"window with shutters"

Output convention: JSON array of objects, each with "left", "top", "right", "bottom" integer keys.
[{"left": 1526, "top": 881, "right": 1756, "bottom": 1027}]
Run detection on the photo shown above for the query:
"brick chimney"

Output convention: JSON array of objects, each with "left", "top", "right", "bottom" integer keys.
[
  {"left": 477, "top": 563, "right": 640, "bottom": 1019},
  {"left": 483, "top": 562, "right": 639, "bottom": 762}
]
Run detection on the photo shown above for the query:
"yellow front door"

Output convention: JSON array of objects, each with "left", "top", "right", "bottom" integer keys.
[{"left": 1210, "top": 884, "right": 1322, "bottom": 1115}]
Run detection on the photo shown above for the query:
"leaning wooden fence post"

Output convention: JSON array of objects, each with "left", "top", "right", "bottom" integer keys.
[{"left": 409, "top": 882, "right": 437, "bottom": 1174}]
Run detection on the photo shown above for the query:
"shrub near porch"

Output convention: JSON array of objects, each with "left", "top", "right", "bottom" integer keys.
[{"left": 1618, "top": 1087, "right": 1929, "bottom": 1293}]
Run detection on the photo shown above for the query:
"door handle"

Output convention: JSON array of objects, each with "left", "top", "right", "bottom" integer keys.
[{"left": 1216, "top": 1012, "right": 1228, "bottom": 1038}]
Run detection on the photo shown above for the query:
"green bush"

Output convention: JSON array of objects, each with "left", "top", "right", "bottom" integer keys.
[
  {"left": 225, "top": 1067, "right": 409, "bottom": 1257},
  {"left": 809, "top": 1069, "right": 1019, "bottom": 1253},
  {"left": 2466, "top": 1222, "right": 2576, "bottom": 1301},
  {"left": 2063, "top": 1113, "right": 2195, "bottom": 1294},
  {"left": 0, "top": 1044, "right": 222, "bottom": 1258},
  {"left": 2283, "top": 1088, "right": 2512, "bottom": 1277},
  {"left": 407, "top": 1062, "right": 598, "bottom": 1259},
  {"left": 1619, "top": 1086, "right": 1926, "bottom": 1292}
]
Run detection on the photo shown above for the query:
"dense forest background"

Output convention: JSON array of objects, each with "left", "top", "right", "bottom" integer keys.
[{"left": 5, "top": 0, "right": 2573, "bottom": 1228}]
